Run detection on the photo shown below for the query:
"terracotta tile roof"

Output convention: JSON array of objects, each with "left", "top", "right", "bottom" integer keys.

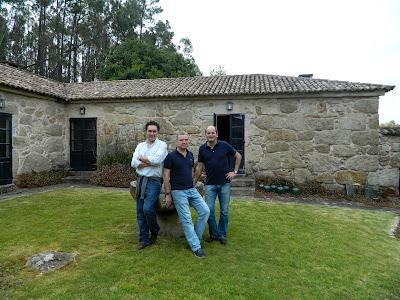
[
  {"left": 0, "top": 63, "right": 66, "bottom": 98},
  {"left": 0, "top": 63, "right": 395, "bottom": 101}
]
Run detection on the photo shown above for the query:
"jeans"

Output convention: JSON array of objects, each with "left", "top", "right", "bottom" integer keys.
[
  {"left": 205, "top": 183, "right": 231, "bottom": 240},
  {"left": 171, "top": 188, "right": 210, "bottom": 252},
  {"left": 136, "top": 177, "right": 161, "bottom": 244}
]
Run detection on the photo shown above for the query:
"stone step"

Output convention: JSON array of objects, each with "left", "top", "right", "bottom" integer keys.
[
  {"left": 230, "top": 186, "right": 255, "bottom": 197},
  {"left": 230, "top": 176, "right": 255, "bottom": 187},
  {"left": 63, "top": 171, "right": 95, "bottom": 183}
]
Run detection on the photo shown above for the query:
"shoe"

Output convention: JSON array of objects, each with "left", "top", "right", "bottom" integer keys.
[
  {"left": 219, "top": 238, "right": 227, "bottom": 245},
  {"left": 193, "top": 248, "right": 206, "bottom": 259},
  {"left": 150, "top": 233, "right": 158, "bottom": 245},
  {"left": 136, "top": 242, "right": 150, "bottom": 250}
]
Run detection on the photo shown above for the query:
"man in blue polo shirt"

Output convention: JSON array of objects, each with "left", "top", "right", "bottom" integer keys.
[
  {"left": 163, "top": 132, "right": 210, "bottom": 258},
  {"left": 194, "top": 126, "right": 242, "bottom": 245}
]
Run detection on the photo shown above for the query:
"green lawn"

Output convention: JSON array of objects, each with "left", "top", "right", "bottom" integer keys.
[{"left": 1, "top": 188, "right": 399, "bottom": 299}]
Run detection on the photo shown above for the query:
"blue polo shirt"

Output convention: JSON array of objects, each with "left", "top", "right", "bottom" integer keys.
[
  {"left": 198, "top": 140, "right": 237, "bottom": 185},
  {"left": 164, "top": 149, "right": 195, "bottom": 190}
]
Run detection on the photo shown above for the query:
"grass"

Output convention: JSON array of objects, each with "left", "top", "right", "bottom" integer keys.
[{"left": 0, "top": 188, "right": 400, "bottom": 299}]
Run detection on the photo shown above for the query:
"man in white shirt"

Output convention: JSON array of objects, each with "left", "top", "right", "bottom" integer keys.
[{"left": 131, "top": 121, "right": 168, "bottom": 250}]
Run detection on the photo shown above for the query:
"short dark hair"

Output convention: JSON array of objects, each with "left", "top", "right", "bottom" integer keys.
[{"left": 145, "top": 120, "right": 160, "bottom": 132}]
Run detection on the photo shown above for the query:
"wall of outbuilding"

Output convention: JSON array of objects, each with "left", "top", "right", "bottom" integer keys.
[
  {"left": 1, "top": 87, "right": 398, "bottom": 195},
  {"left": 0, "top": 90, "right": 68, "bottom": 177}
]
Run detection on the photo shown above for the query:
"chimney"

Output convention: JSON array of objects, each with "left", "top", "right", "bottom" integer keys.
[{"left": 298, "top": 74, "right": 313, "bottom": 78}]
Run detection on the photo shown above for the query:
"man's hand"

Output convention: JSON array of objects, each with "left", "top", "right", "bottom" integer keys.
[
  {"left": 137, "top": 162, "right": 150, "bottom": 169},
  {"left": 139, "top": 155, "right": 151, "bottom": 164},
  {"left": 165, "top": 194, "right": 173, "bottom": 208},
  {"left": 225, "top": 171, "right": 237, "bottom": 180}
]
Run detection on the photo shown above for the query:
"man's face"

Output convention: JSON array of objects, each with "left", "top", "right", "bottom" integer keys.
[
  {"left": 205, "top": 127, "right": 218, "bottom": 143},
  {"left": 176, "top": 134, "right": 189, "bottom": 150},
  {"left": 146, "top": 125, "right": 158, "bottom": 142}
]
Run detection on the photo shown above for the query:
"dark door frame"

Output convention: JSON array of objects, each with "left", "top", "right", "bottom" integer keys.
[
  {"left": 213, "top": 113, "right": 245, "bottom": 173},
  {"left": 0, "top": 112, "right": 12, "bottom": 185},
  {"left": 69, "top": 118, "right": 97, "bottom": 171}
]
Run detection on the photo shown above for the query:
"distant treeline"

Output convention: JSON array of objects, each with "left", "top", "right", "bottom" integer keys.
[{"left": 0, "top": 0, "right": 200, "bottom": 82}]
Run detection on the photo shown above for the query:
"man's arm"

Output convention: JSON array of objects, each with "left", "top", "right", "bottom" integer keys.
[
  {"left": 141, "top": 142, "right": 168, "bottom": 166},
  {"left": 225, "top": 152, "right": 242, "bottom": 180},
  {"left": 131, "top": 144, "right": 143, "bottom": 169},
  {"left": 193, "top": 162, "right": 204, "bottom": 185},
  {"left": 163, "top": 168, "right": 173, "bottom": 208}
]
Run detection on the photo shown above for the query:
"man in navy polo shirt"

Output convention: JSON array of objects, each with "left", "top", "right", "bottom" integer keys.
[
  {"left": 194, "top": 126, "right": 242, "bottom": 245},
  {"left": 163, "top": 132, "right": 210, "bottom": 258}
]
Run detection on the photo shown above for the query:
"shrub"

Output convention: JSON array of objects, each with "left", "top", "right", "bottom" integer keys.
[
  {"left": 89, "top": 164, "right": 136, "bottom": 188},
  {"left": 16, "top": 170, "right": 68, "bottom": 188},
  {"left": 97, "top": 150, "right": 132, "bottom": 168}
]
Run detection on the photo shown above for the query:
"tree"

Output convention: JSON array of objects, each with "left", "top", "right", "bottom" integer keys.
[
  {"left": 97, "top": 38, "right": 200, "bottom": 80},
  {"left": 209, "top": 65, "right": 226, "bottom": 76},
  {"left": 380, "top": 120, "right": 400, "bottom": 128}
]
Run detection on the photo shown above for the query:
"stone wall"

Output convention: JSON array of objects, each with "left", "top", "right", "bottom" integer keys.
[
  {"left": 374, "top": 128, "right": 400, "bottom": 194},
  {"left": 2, "top": 88, "right": 396, "bottom": 194},
  {"left": 76, "top": 95, "right": 392, "bottom": 192},
  {"left": 0, "top": 91, "right": 67, "bottom": 177}
]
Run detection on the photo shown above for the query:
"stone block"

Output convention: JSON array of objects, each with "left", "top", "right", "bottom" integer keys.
[
  {"left": 367, "top": 169, "right": 399, "bottom": 188},
  {"left": 335, "top": 170, "right": 367, "bottom": 184},
  {"left": 344, "top": 155, "right": 379, "bottom": 171},
  {"left": 305, "top": 117, "right": 334, "bottom": 131},
  {"left": 254, "top": 115, "right": 273, "bottom": 130},
  {"left": 290, "top": 141, "right": 314, "bottom": 154},
  {"left": 172, "top": 111, "right": 193, "bottom": 126},
  {"left": 20, "top": 152, "right": 51, "bottom": 173},
  {"left": 19, "top": 114, "right": 33, "bottom": 126},
  {"left": 390, "top": 153, "right": 400, "bottom": 168},
  {"left": 391, "top": 143, "right": 400, "bottom": 152},
  {"left": 294, "top": 168, "right": 312, "bottom": 183},
  {"left": 308, "top": 153, "right": 341, "bottom": 172},
  {"left": 265, "top": 142, "right": 289, "bottom": 153},
  {"left": 266, "top": 129, "right": 297, "bottom": 142},
  {"left": 314, "top": 173, "right": 335, "bottom": 183},
  {"left": 259, "top": 153, "right": 281, "bottom": 170},
  {"left": 314, "top": 130, "right": 351, "bottom": 145},
  {"left": 337, "top": 115, "right": 366, "bottom": 130},
  {"left": 281, "top": 152, "right": 305, "bottom": 168},
  {"left": 297, "top": 131, "right": 314, "bottom": 141},
  {"left": 368, "top": 115, "right": 379, "bottom": 129},
  {"left": 353, "top": 99, "right": 378, "bottom": 113},
  {"left": 280, "top": 100, "right": 299, "bottom": 113},
  {"left": 331, "top": 145, "right": 357, "bottom": 157},
  {"left": 315, "top": 144, "right": 330, "bottom": 153},
  {"left": 351, "top": 131, "right": 379, "bottom": 146},
  {"left": 45, "top": 124, "right": 63, "bottom": 136}
]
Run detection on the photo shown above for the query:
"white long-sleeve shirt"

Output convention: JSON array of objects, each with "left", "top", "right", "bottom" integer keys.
[{"left": 131, "top": 138, "right": 168, "bottom": 178}]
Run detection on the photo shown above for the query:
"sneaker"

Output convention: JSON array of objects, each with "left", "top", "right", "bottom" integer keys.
[
  {"left": 219, "top": 238, "right": 227, "bottom": 245},
  {"left": 193, "top": 248, "right": 206, "bottom": 259},
  {"left": 150, "top": 233, "right": 158, "bottom": 245},
  {"left": 136, "top": 242, "right": 150, "bottom": 250}
]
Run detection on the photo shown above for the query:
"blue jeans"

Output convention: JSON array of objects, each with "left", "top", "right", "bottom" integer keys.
[
  {"left": 136, "top": 178, "right": 161, "bottom": 244},
  {"left": 205, "top": 183, "right": 231, "bottom": 240},
  {"left": 171, "top": 188, "right": 210, "bottom": 252}
]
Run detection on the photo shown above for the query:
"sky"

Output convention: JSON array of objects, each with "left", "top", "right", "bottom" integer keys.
[{"left": 158, "top": 0, "right": 400, "bottom": 124}]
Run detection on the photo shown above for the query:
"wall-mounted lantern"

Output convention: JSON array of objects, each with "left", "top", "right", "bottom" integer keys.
[
  {"left": 0, "top": 95, "right": 5, "bottom": 109},
  {"left": 226, "top": 101, "right": 233, "bottom": 111},
  {"left": 79, "top": 105, "right": 86, "bottom": 115}
]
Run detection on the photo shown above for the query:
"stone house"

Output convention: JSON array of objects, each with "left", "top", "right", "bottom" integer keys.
[{"left": 0, "top": 63, "right": 398, "bottom": 194}]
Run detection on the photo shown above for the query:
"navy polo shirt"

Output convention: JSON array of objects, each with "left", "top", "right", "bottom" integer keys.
[
  {"left": 198, "top": 140, "right": 237, "bottom": 185},
  {"left": 164, "top": 149, "right": 195, "bottom": 190}
]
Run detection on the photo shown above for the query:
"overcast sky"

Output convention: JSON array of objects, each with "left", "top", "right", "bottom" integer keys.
[{"left": 158, "top": 0, "right": 399, "bottom": 123}]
